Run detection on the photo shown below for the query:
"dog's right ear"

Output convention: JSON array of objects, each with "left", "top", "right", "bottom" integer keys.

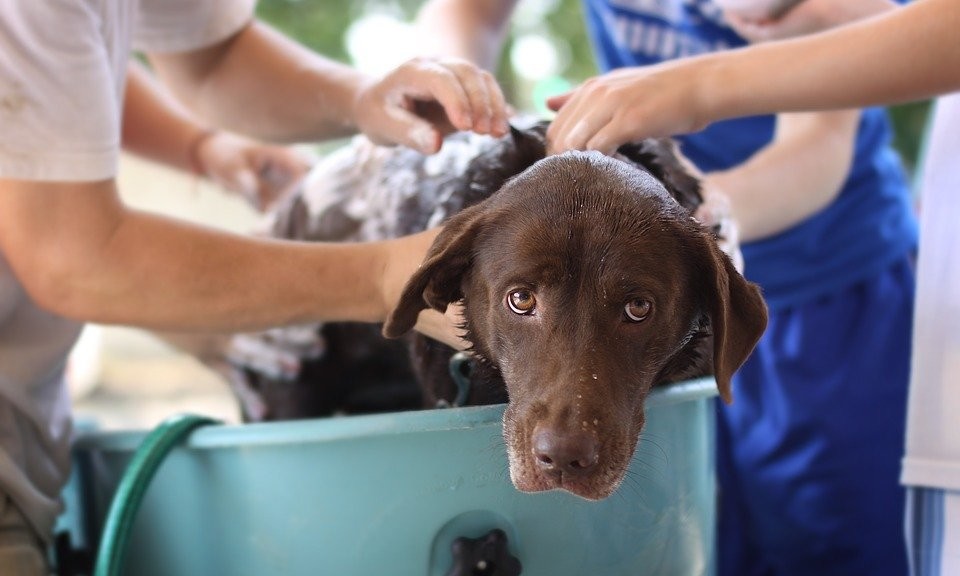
[
  {"left": 510, "top": 122, "right": 548, "bottom": 160},
  {"left": 617, "top": 138, "right": 702, "bottom": 214},
  {"left": 382, "top": 204, "right": 490, "bottom": 338},
  {"left": 461, "top": 123, "right": 548, "bottom": 205},
  {"left": 696, "top": 234, "right": 768, "bottom": 404}
]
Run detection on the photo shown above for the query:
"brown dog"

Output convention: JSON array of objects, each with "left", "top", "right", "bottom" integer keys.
[
  {"left": 381, "top": 132, "right": 767, "bottom": 500},
  {"left": 186, "top": 120, "right": 766, "bottom": 500}
]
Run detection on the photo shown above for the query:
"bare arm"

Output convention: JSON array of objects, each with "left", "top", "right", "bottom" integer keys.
[
  {"left": 709, "top": 0, "right": 958, "bottom": 116},
  {"left": 149, "top": 21, "right": 508, "bottom": 152},
  {"left": 697, "top": 0, "right": 867, "bottom": 242},
  {"left": 546, "top": 0, "right": 959, "bottom": 150},
  {"left": 122, "top": 61, "right": 208, "bottom": 173},
  {"left": 123, "top": 62, "right": 311, "bottom": 210},
  {"left": 706, "top": 110, "right": 859, "bottom": 242},
  {"left": 415, "top": 0, "right": 520, "bottom": 69},
  {"left": 0, "top": 179, "right": 448, "bottom": 338},
  {"left": 148, "top": 21, "right": 364, "bottom": 143}
]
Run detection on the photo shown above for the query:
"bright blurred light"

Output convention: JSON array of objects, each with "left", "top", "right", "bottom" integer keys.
[
  {"left": 345, "top": 12, "right": 416, "bottom": 75},
  {"left": 67, "top": 325, "right": 102, "bottom": 400},
  {"left": 513, "top": 0, "right": 561, "bottom": 28},
  {"left": 510, "top": 33, "right": 565, "bottom": 81}
]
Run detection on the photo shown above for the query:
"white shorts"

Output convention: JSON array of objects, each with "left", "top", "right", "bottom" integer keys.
[
  {"left": 906, "top": 486, "right": 960, "bottom": 576},
  {"left": 0, "top": 495, "right": 47, "bottom": 576}
]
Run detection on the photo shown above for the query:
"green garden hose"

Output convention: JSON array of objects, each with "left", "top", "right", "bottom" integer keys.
[{"left": 93, "top": 413, "right": 220, "bottom": 576}]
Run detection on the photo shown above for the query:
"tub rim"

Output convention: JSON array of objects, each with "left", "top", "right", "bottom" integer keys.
[{"left": 72, "top": 376, "right": 717, "bottom": 452}]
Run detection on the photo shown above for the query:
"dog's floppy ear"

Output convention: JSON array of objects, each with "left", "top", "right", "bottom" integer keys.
[
  {"left": 382, "top": 204, "right": 490, "bottom": 338},
  {"left": 698, "top": 236, "right": 768, "bottom": 404}
]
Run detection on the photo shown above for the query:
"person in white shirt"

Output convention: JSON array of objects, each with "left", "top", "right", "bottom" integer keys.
[
  {"left": 538, "top": 0, "right": 959, "bottom": 573},
  {"left": 0, "top": 2, "right": 507, "bottom": 573}
]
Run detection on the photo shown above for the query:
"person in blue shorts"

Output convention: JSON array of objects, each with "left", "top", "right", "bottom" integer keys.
[
  {"left": 415, "top": 0, "right": 917, "bottom": 573},
  {"left": 540, "top": 2, "right": 960, "bottom": 573}
]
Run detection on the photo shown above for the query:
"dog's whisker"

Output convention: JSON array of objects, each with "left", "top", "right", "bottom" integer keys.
[
  {"left": 611, "top": 474, "right": 649, "bottom": 509},
  {"left": 617, "top": 470, "right": 655, "bottom": 509},
  {"left": 631, "top": 455, "right": 669, "bottom": 483},
  {"left": 637, "top": 433, "right": 672, "bottom": 469},
  {"left": 497, "top": 464, "right": 511, "bottom": 482}
]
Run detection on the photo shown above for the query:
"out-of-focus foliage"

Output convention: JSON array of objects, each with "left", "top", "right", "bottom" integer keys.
[
  {"left": 254, "top": 0, "right": 596, "bottom": 108},
  {"left": 255, "top": 0, "right": 355, "bottom": 61},
  {"left": 888, "top": 100, "right": 932, "bottom": 177},
  {"left": 256, "top": 0, "right": 930, "bottom": 176},
  {"left": 541, "top": 0, "right": 597, "bottom": 81}
]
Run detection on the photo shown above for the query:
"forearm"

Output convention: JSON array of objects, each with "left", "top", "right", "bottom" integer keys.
[
  {"left": 701, "top": 0, "right": 959, "bottom": 121},
  {"left": 707, "top": 109, "right": 859, "bottom": 242},
  {"left": 63, "top": 213, "right": 388, "bottom": 330},
  {"left": 0, "top": 179, "right": 408, "bottom": 332},
  {"left": 122, "top": 62, "right": 208, "bottom": 173},
  {"left": 148, "top": 21, "right": 367, "bottom": 143},
  {"left": 415, "top": 0, "right": 518, "bottom": 69}
]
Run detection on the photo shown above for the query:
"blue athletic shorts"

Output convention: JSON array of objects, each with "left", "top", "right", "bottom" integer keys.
[{"left": 717, "top": 256, "right": 915, "bottom": 576}]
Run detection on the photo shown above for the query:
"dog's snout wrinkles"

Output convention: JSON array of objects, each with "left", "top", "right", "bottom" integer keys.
[{"left": 532, "top": 426, "right": 599, "bottom": 477}]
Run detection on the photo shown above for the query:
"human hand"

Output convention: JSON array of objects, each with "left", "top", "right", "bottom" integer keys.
[
  {"left": 724, "top": 0, "right": 897, "bottom": 42},
  {"left": 694, "top": 185, "right": 744, "bottom": 273},
  {"left": 545, "top": 62, "right": 711, "bottom": 155},
  {"left": 353, "top": 57, "right": 510, "bottom": 155},
  {"left": 194, "top": 131, "right": 313, "bottom": 212},
  {"left": 379, "top": 228, "right": 471, "bottom": 349}
]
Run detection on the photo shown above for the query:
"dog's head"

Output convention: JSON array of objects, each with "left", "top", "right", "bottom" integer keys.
[{"left": 384, "top": 134, "right": 766, "bottom": 500}]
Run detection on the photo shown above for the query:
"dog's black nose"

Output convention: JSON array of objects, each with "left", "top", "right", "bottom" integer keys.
[{"left": 532, "top": 426, "right": 599, "bottom": 477}]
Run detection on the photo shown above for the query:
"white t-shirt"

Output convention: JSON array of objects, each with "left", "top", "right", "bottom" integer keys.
[
  {"left": 901, "top": 92, "right": 960, "bottom": 491},
  {"left": 0, "top": 0, "right": 254, "bottom": 542}
]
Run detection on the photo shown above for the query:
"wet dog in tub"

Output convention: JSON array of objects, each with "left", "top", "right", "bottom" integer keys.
[{"left": 180, "top": 120, "right": 767, "bottom": 500}]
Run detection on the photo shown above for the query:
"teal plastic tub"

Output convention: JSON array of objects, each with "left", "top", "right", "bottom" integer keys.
[{"left": 63, "top": 378, "right": 717, "bottom": 575}]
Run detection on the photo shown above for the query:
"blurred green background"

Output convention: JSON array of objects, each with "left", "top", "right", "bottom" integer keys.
[{"left": 256, "top": 0, "right": 931, "bottom": 178}]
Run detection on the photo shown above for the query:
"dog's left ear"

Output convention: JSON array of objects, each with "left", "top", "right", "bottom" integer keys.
[
  {"left": 382, "top": 204, "right": 490, "bottom": 338},
  {"left": 697, "top": 234, "right": 768, "bottom": 404}
]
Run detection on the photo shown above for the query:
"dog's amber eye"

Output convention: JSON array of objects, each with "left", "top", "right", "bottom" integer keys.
[
  {"left": 507, "top": 290, "right": 537, "bottom": 315},
  {"left": 624, "top": 299, "right": 651, "bottom": 322}
]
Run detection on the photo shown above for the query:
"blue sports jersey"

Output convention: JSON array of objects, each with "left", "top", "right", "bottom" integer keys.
[{"left": 582, "top": 0, "right": 919, "bottom": 310}]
